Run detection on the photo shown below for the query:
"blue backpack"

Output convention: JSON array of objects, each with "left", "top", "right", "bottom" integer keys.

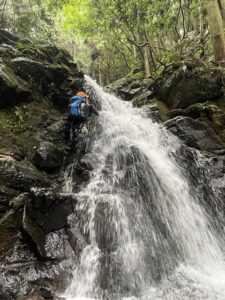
[{"left": 68, "top": 96, "right": 86, "bottom": 117}]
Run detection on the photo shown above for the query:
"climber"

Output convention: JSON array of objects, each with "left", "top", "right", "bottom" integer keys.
[
  {"left": 65, "top": 90, "right": 98, "bottom": 145},
  {"left": 65, "top": 90, "right": 98, "bottom": 170}
]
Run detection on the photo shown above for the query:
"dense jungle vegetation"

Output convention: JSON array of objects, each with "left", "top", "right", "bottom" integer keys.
[{"left": 1, "top": 0, "right": 225, "bottom": 85}]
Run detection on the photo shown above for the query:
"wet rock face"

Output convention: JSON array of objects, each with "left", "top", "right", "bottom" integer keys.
[
  {"left": 0, "top": 29, "right": 87, "bottom": 299},
  {"left": 0, "top": 236, "right": 73, "bottom": 300},
  {"left": 0, "top": 188, "right": 77, "bottom": 298},
  {"left": 0, "top": 29, "right": 84, "bottom": 110},
  {"left": 0, "top": 156, "right": 49, "bottom": 190},
  {"left": 155, "top": 63, "right": 223, "bottom": 109},
  {"left": 32, "top": 141, "right": 64, "bottom": 171},
  {"left": 0, "top": 60, "right": 32, "bottom": 108},
  {"left": 108, "top": 72, "right": 155, "bottom": 106},
  {"left": 11, "top": 57, "right": 68, "bottom": 85},
  {"left": 25, "top": 189, "right": 76, "bottom": 234},
  {"left": 164, "top": 116, "right": 224, "bottom": 152}
]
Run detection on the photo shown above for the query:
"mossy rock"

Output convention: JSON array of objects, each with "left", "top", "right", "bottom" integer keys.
[
  {"left": 0, "top": 99, "right": 61, "bottom": 161},
  {"left": 0, "top": 29, "right": 83, "bottom": 112},
  {"left": 132, "top": 91, "right": 155, "bottom": 107},
  {"left": 166, "top": 101, "right": 225, "bottom": 143},
  {"left": 0, "top": 29, "right": 18, "bottom": 45},
  {"left": 0, "top": 60, "right": 31, "bottom": 108},
  {"left": 0, "top": 44, "right": 19, "bottom": 59},
  {"left": 165, "top": 116, "right": 225, "bottom": 152},
  {"left": 156, "top": 63, "right": 223, "bottom": 109}
]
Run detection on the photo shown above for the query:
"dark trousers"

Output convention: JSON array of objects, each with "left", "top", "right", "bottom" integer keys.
[
  {"left": 65, "top": 115, "right": 85, "bottom": 144},
  {"left": 75, "top": 132, "right": 88, "bottom": 164}
]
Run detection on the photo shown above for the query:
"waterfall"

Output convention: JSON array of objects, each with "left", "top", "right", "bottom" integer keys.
[{"left": 64, "top": 76, "right": 225, "bottom": 300}]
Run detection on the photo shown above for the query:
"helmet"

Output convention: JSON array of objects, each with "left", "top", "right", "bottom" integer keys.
[{"left": 76, "top": 91, "right": 88, "bottom": 98}]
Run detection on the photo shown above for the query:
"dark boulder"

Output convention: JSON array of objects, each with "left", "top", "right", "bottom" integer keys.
[
  {"left": 32, "top": 141, "right": 64, "bottom": 172},
  {"left": 108, "top": 76, "right": 136, "bottom": 100},
  {"left": 10, "top": 57, "right": 46, "bottom": 83},
  {"left": 165, "top": 116, "right": 225, "bottom": 152},
  {"left": 156, "top": 63, "right": 223, "bottom": 109},
  {"left": 0, "top": 29, "right": 18, "bottom": 45},
  {"left": 47, "top": 119, "right": 66, "bottom": 143},
  {"left": 24, "top": 189, "right": 76, "bottom": 234},
  {"left": 0, "top": 156, "right": 49, "bottom": 191},
  {"left": 21, "top": 189, "right": 76, "bottom": 258},
  {"left": 11, "top": 57, "right": 69, "bottom": 85},
  {"left": 0, "top": 237, "right": 72, "bottom": 299},
  {"left": 108, "top": 73, "right": 155, "bottom": 103}
]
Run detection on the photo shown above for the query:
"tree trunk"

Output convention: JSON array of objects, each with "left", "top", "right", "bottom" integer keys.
[
  {"left": 218, "top": 0, "right": 225, "bottom": 19},
  {"left": 206, "top": 0, "right": 225, "bottom": 64},
  {"left": 143, "top": 45, "right": 151, "bottom": 77},
  {"left": 199, "top": 0, "right": 203, "bottom": 34}
]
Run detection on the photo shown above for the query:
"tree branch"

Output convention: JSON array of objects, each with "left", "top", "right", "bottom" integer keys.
[{"left": 127, "top": 38, "right": 173, "bottom": 52}]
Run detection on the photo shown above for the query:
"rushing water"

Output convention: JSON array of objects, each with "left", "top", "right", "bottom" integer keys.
[{"left": 64, "top": 76, "right": 225, "bottom": 300}]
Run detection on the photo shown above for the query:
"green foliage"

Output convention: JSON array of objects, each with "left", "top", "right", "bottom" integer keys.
[
  {"left": 0, "top": 0, "right": 213, "bottom": 84},
  {"left": 0, "top": 0, "right": 59, "bottom": 41},
  {"left": 45, "top": 0, "right": 69, "bottom": 13},
  {"left": 203, "top": 103, "right": 218, "bottom": 111},
  {"left": 0, "top": 105, "right": 34, "bottom": 135},
  {"left": 56, "top": 0, "right": 205, "bottom": 84},
  {"left": 14, "top": 106, "right": 31, "bottom": 131}
]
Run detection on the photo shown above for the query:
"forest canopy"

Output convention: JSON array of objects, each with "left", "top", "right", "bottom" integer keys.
[{"left": 1, "top": 0, "right": 225, "bottom": 85}]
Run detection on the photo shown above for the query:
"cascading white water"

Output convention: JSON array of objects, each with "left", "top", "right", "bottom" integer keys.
[{"left": 64, "top": 76, "right": 225, "bottom": 300}]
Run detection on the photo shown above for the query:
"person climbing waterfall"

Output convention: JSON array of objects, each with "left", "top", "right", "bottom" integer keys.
[
  {"left": 65, "top": 90, "right": 97, "bottom": 143},
  {"left": 65, "top": 90, "right": 98, "bottom": 170}
]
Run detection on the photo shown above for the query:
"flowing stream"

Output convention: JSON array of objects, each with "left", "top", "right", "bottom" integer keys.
[{"left": 64, "top": 76, "right": 225, "bottom": 300}]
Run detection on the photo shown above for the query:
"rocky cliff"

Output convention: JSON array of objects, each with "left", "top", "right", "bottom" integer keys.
[{"left": 0, "top": 29, "right": 86, "bottom": 300}]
